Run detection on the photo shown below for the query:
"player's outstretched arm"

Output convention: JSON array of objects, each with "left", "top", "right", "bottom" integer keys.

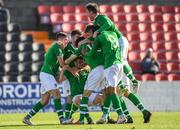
[{"left": 65, "top": 54, "right": 78, "bottom": 65}]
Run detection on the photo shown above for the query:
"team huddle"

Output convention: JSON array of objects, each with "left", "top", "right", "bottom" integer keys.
[{"left": 23, "top": 3, "right": 152, "bottom": 125}]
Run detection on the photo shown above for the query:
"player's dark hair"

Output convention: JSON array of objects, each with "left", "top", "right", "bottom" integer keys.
[
  {"left": 86, "top": 3, "right": 99, "bottom": 14},
  {"left": 85, "top": 24, "right": 100, "bottom": 33},
  {"left": 56, "top": 32, "right": 67, "bottom": 39},
  {"left": 70, "top": 30, "right": 82, "bottom": 37},
  {"left": 75, "top": 36, "right": 85, "bottom": 47}
]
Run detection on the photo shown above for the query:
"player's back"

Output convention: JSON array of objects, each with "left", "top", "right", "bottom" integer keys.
[{"left": 97, "top": 31, "right": 121, "bottom": 68}]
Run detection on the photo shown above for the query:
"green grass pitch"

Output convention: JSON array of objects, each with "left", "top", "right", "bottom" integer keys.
[{"left": 1, "top": 112, "right": 180, "bottom": 130}]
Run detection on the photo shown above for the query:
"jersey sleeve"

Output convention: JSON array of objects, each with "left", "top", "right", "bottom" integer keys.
[
  {"left": 94, "top": 15, "right": 112, "bottom": 33},
  {"left": 54, "top": 44, "right": 63, "bottom": 57}
]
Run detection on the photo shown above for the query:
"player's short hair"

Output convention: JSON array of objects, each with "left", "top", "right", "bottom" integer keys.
[
  {"left": 56, "top": 32, "right": 67, "bottom": 39},
  {"left": 75, "top": 36, "right": 85, "bottom": 47},
  {"left": 85, "top": 24, "right": 100, "bottom": 33},
  {"left": 86, "top": 3, "right": 99, "bottom": 14},
  {"left": 70, "top": 30, "right": 82, "bottom": 37}
]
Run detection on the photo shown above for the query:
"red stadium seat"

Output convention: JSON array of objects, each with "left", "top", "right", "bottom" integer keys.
[
  {"left": 50, "top": 6, "right": 63, "bottom": 13},
  {"left": 63, "top": 14, "right": 76, "bottom": 23},
  {"left": 152, "top": 42, "right": 165, "bottom": 52},
  {"left": 126, "top": 23, "right": 139, "bottom": 33},
  {"left": 140, "top": 51, "right": 147, "bottom": 60},
  {"left": 175, "top": 14, "right": 180, "bottom": 23},
  {"left": 177, "top": 33, "right": 180, "bottom": 42},
  {"left": 62, "top": 23, "right": 75, "bottom": 32},
  {"left": 75, "top": 23, "right": 86, "bottom": 31},
  {"left": 163, "top": 23, "right": 176, "bottom": 32},
  {"left": 111, "top": 4, "right": 124, "bottom": 13},
  {"left": 163, "top": 14, "right": 175, "bottom": 23},
  {"left": 75, "top": 14, "right": 89, "bottom": 23},
  {"left": 134, "top": 74, "right": 142, "bottom": 80},
  {"left": 161, "top": 6, "right": 175, "bottom": 13},
  {"left": 164, "top": 32, "right": 177, "bottom": 42},
  {"left": 127, "top": 33, "right": 140, "bottom": 43},
  {"left": 63, "top": 5, "right": 75, "bottom": 13},
  {"left": 159, "top": 63, "right": 168, "bottom": 73},
  {"left": 148, "top": 5, "right": 162, "bottom": 13},
  {"left": 175, "top": 23, "right": 180, "bottom": 32},
  {"left": 128, "top": 51, "right": 141, "bottom": 62},
  {"left": 116, "top": 23, "right": 126, "bottom": 34},
  {"left": 124, "top": 5, "right": 137, "bottom": 13},
  {"left": 167, "top": 63, "right": 179, "bottom": 73},
  {"left": 175, "top": 6, "right": 180, "bottom": 13},
  {"left": 139, "top": 32, "right": 152, "bottom": 42},
  {"left": 113, "top": 14, "right": 126, "bottom": 23},
  {"left": 75, "top": 6, "right": 86, "bottom": 13},
  {"left": 100, "top": 5, "right": 112, "bottom": 13},
  {"left": 168, "top": 74, "right": 180, "bottom": 81},
  {"left": 136, "top": 5, "right": 148, "bottom": 13},
  {"left": 165, "top": 42, "right": 179, "bottom": 51},
  {"left": 154, "top": 52, "right": 166, "bottom": 62},
  {"left": 129, "top": 43, "right": 140, "bottom": 52},
  {"left": 37, "top": 5, "right": 50, "bottom": 24},
  {"left": 165, "top": 52, "right": 179, "bottom": 62},
  {"left": 38, "top": 5, "right": 50, "bottom": 15},
  {"left": 140, "top": 42, "right": 152, "bottom": 51},
  {"left": 126, "top": 14, "right": 139, "bottom": 23},
  {"left": 151, "top": 23, "right": 163, "bottom": 33},
  {"left": 155, "top": 74, "right": 168, "bottom": 81},
  {"left": 150, "top": 14, "right": 163, "bottom": 23},
  {"left": 142, "top": 74, "right": 155, "bottom": 81},
  {"left": 152, "top": 32, "right": 165, "bottom": 42},
  {"left": 138, "top": 23, "right": 151, "bottom": 32},
  {"left": 50, "top": 13, "right": 63, "bottom": 24},
  {"left": 106, "top": 14, "right": 114, "bottom": 21},
  {"left": 138, "top": 13, "right": 151, "bottom": 23},
  {"left": 129, "top": 62, "right": 142, "bottom": 73}
]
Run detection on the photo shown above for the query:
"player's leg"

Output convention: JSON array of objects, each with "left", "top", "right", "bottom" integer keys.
[
  {"left": 77, "top": 65, "right": 104, "bottom": 124},
  {"left": 119, "top": 36, "right": 140, "bottom": 90},
  {"left": 22, "top": 92, "right": 50, "bottom": 125},
  {"left": 98, "top": 64, "right": 126, "bottom": 124},
  {"left": 124, "top": 91, "right": 152, "bottom": 123}
]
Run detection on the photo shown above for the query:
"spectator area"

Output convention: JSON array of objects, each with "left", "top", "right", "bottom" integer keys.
[{"left": 0, "top": 4, "right": 179, "bottom": 82}]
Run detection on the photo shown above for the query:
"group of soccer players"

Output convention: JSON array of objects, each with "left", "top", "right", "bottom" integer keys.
[{"left": 22, "top": 3, "right": 152, "bottom": 125}]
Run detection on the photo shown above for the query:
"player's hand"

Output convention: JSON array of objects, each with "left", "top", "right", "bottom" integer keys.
[
  {"left": 71, "top": 68, "right": 79, "bottom": 77},
  {"left": 62, "top": 65, "right": 69, "bottom": 71},
  {"left": 93, "top": 31, "right": 99, "bottom": 38}
]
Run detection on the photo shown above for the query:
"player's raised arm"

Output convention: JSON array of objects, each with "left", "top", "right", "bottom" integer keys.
[{"left": 65, "top": 54, "right": 78, "bottom": 65}]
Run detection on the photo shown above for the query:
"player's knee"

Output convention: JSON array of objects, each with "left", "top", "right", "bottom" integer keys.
[
  {"left": 40, "top": 98, "right": 49, "bottom": 106},
  {"left": 93, "top": 94, "right": 104, "bottom": 105},
  {"left": 83, "top": 90, "right": 92, "bottom": 97},
  {"left": 51, "top": 89, "right": 61, "bottom": 99},
  {"left": 124, "top": 91, "right": 130, "bottom": 97}
]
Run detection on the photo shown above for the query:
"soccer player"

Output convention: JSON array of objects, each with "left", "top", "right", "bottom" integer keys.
[
  {"left": 85, "top": 3, "right": 140, "bottom": 91},
  {"left": 22, "top": 32, "right": 68, "bottom": 125},
  {"left": 70, "top": 29, "right": 82, "bottom": 47},
  {"left": 65, "top": 36, "right": 105, "bottom": 124},
  {"left": 85, "top": 25, "right": 126, "bottom": 124}
]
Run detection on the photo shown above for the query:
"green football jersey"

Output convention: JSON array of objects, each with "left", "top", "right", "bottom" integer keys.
[
  {"left": 94, "top": 14, "right": 122, "bottom": 39},
  {"left": 41, "top": 43, "right": 63, "bottom": 77},
  {"left": 66, "top": 69, "right": 89, "bottom": 97},
  {"left": 75, "top": 43, "right": 104, "bottom": 70},
  {"left": 87, "top": 31, "right": 121, "bottom": 69}
]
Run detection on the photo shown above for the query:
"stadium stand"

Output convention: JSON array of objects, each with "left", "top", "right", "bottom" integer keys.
[{"left": 0, "top": 3, "right": 179, "bottom": 82}]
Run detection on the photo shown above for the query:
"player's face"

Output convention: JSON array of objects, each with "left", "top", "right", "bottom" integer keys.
[
  {"left": 71, "top": 34, "right": 80, "bottom": 45},
  {"left": 57, "top": 37, "right": 68, "bottom": 49},
  {"left": 87, "top": 10, "right": 96, "bottom": 21},
  {"left": 74, "top": 59, "right": 85, "bottom": 69}
]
